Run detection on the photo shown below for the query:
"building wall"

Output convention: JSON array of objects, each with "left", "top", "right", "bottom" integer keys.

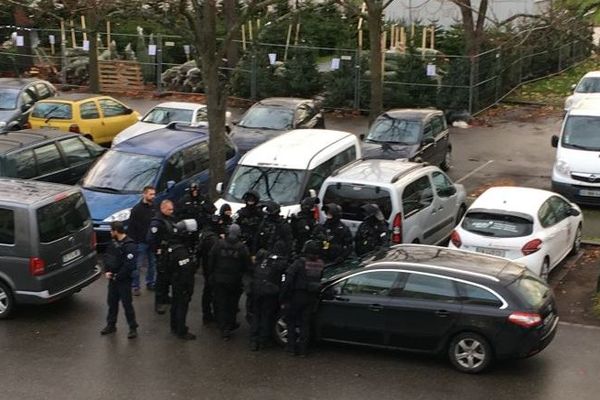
[{"left": 384, "top": 0, "right": 550, "bottom": 27}]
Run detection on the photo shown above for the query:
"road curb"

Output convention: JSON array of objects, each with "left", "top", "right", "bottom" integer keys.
[
  {"left": 550, "top": 251, "right": 584, "bottom": 290},
  {"left": 558, "top": 321, "right": 600, "bottom": 331}
]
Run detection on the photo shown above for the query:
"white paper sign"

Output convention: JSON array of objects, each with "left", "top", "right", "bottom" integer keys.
[
  {"left": 183, "top": 45, "right": 191, "bottom": 55},
  {"left": 49, "top": 35, "right": 55, "bottom": 45},
  {"left": 165, "top": 41, "right": 175, "bottom": 47},
  {"left": 341, "top": 55, "right": 352, "bottom": 61},
  {"left": 426, "top": 64, "right": 436, "bottom": 76},
  {"left": 330, "top": 58, "right": 340, "bottom": 70},
  {"left": 82, "top": 40, "right": 90, "bottom": 51},
  {"left": 16, "top": 36, "right": 24, "bottom": 47},
  {"left": 268, "top": 53, "right": 277, "bottom": 65},
  {"left": 148, "top": 44, "right": 157, "bottom": 56}
]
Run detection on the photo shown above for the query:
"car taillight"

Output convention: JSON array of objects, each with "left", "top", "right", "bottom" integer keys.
[
  {"left": 508, "top": 312, "right": 542, "bottom": 328},
  {"left": 392, "top": 212, "right": 402, "bottom": 244},
  {"left": 450, "top": 230, "right": 462, "bottom": 248},
  {"left": 522, "top": 239, "right": 542, "bottom": 256},
  {"left": 312, "top": 206, "right": 320, "bottom": 222},
  {"left": 29, "top": 257, "right": 46, "bottom": 276},
  {"left": 23, "top": 122, "right": 31, "bottom": 129},
  {"left": 91, "top": 232, "right": 97, "bottom": 250},
  {"left": 69, "top": 124, "right": 80, "bottom": 133}
]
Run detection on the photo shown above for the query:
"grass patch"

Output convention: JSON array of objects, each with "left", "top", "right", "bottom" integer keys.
[
  {"left": 510, "top": 56, "right": 600, "bottom": 106},
  {"left": 592, "top": 294, "right": 600, "bottom": 319}
]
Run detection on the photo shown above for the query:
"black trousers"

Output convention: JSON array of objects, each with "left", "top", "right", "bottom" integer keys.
[
  {"left": 170, "top": 276, "right": 194, "bottom": 336},
  {"left": 250, "top": 293, "right": 279, "bottom": 344},
  {"left": 214, "top": 282, "right": 241, "bottom": 334},
  {"left": 155, "top": 255, "right": 172, "bottom": 307},
  {"left": 107, "top": 280, "right": 138, "bottom": 329},
  {"left": 285, "top": 292, "right": 314, "bottom": 355},
  {"left": 202, "top": 271, "right": 214, "bottom": 319}
]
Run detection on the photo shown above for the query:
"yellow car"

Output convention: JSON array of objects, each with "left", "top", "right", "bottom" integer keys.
[{"left": 27, "top": 94, "right": 140, "bottom": 145}]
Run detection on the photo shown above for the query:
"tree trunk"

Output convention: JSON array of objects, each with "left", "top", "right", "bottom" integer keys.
[
  {"left": 87, "top": 11, "right": 100, "bottom": 93},
  {"left": 223, "top": 0, "right": 240, "bottom": 69},
  {"left": 366, "top": 1, "right": 383, "bottom": 124}
]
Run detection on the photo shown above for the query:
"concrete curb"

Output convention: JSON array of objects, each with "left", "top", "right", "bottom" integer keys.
[
  {"left": 582, "top": 240, "right": 600, "bottom": 247},
  {"left": 559, "top": 321, "right": 600, "bottom": 331}
]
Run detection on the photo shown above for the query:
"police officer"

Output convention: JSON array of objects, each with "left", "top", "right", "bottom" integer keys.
[
  {"left": 198, "top": 203, "right": 219, "bottom": 324},
  {"left": 280, "top": 240, "right": 324, "bottom": 356},
  {"left": 177, "top": 182, "right": 206, "bottom": 225},
  {"left": 209, "top": 224, "right": 252, "bottom": 340},
  {"left": 290, "top": 196, "right": 319, "bottom": 255},
  {"left": 100, "top": 221, "right": 139, "bottom": 339},
  {"left": 169, "top": 219, "right": 198, "bottom": 340},
  {"left": 147, "top": 200, "right": 178, "bottom": 315},
  {"left": 219, "top": 203, "right": 234, "bottom": 228},
  {"left": 236, "top": 190, "right": 263, "bottom": 253},
  {"left": 249, "top": 241, "right": 288, "bottom": 351},
  {"left": 312, "top": 203, "right": 353, "bottom": 265},
  {"left": 253, "top": 201, "right": 293, "bottom": 255},
  {"left": 354, "top": 204, "right": 389, "bottom": 256}
]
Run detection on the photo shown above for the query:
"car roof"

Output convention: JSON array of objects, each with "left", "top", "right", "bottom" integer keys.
[
  {"left": 356, "top": 244, "right": 524, "bottom": 285},
  {"left": 470, "top": 186, "right": 551, "bottom": 215},
  {"left": 152, "top": 102, "right": 205, "bottom": 111},
  {"left": 328, "top": 159, "right": 431, "bottom": 185},
  {"left": 582, "top": 71, "right": 600, "bottom": 78},
  {"left": 256, "top": 97, "right": 312, "bottom": 108},
  {"left": 42, "top": 94, "right": 103, "bottom": 103},
  {"left": 0, "top": 178, "right": 77, "bottom": 206},
  {"left": 112, "top": 124, "right": 209, "bottom": 157},
  {"left": 568, "top": 97, "right": 600, "bottom": 116},
  {"left": 380, "top": 108, "right": 443, "bottom": 121},
  {"left": 239, "top": 129, "right": 355, "bottom": 170},
  {"left": 0, "top": 78, "right": 43, "bottom": 89},
  {"left": 0, "top": 129, "right": 79, "bottom": 154}
]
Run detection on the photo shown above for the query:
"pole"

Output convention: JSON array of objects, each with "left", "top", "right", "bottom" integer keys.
[
  {"left": 60, "top": 19, "right": 67, "bottom": 85},
  {"left": 468, "top": 56, "right": 476, "bottom": 115},
  {"left": 156, "top": 34, "right": 163, "bottom": 93},
  {"left": 284, "top": 24, "right": 292, "bottom": 61},
  {"left": 354, "top": 49, "right": 361, "bottom": 110},
  {"left": 81, "top": 15, "right": 87, "bottom": 42},
  {"left": 250, "top": 52, "right": 257, "bottom": 100},
  {"left": 106, "top": 21, "right": 111, "bottom": 49}
]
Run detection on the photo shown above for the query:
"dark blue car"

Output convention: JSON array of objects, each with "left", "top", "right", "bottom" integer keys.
[{"left": 80, "top": 123, "right": 240, "bottom": 246}]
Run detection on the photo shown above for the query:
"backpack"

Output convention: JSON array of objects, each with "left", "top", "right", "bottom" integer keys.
[
  {"left": 304, "top": 258, "right": 325, "bottom": 293},
  {"left": 253, "top": 256, "right": 281, "bottom": 295}
]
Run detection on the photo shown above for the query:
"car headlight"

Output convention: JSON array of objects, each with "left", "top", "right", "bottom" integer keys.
[
  {"left": 555, "top": 159, "right": 571, "bottom": 176},
  {"left": 0, "top": 121, "right": 6, "bottom": 128},
  {"left": 564, "top": 97, "right": 574, "bottom": 110},
  {"left": 103, "top": 208, "right": 131, "bottom": 222}
]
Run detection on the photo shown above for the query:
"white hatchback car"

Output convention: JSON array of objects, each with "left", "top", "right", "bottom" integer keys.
[
  {"left": 449, "top": 187, "right": 583, "bottom": 280},
  {"left": 112, "top": 102, "right": 231, "bottom": 146},
  {"left": 564, "top": 71, "right": 600, "bottom": 112}
]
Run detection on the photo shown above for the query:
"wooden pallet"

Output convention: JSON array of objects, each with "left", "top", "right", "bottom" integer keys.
[{"left": 99, "top": 61, "right": 144, "bottom": 92}]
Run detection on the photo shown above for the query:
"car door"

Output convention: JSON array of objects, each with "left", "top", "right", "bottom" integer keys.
[
  {"left": 156, "top": 151, "right": 185, "bottom": 201},
  {"left": 182, "top": 141, "right": 210, "bottom": 192},
  {"left": 4, "top": 148, "right": 37, "bottom": 179},
  {"left": 419, "top": 119, "right": 437, "bottom": 163},
  {"left": 316, "top": 270, "right": 401, "bottom": 346},
  {"left": 537, "top": 199, "right": 564, "bottom": 266},
  {"left": 430, "top": 171, "right": 459, "bottom": 240},
  {"left": 17, "top": 87, "right": 37, "bottom": 127},
  {"left": 56, "top": 137, "right": 96, "bottom": 184},
  {"left": 31, "top": 142, "right": 70, "bottom": 183},
  {"left": 78, "top": 100, "right": 102, "bottom": 140},
  {"left": 401, "top": 175, "right": 436, "bottom": 244},
  {"left": 547, "top": 196, "right": 576, "bottom": 265},
  {"left": 385, "top": 272, "right": 462, "bottom": 352},
  {"left": 432, "top": 115, "right": 449, "bottom": 165},
  {"left": 97, "top": 98, "right": 136, "bottom": 143}
]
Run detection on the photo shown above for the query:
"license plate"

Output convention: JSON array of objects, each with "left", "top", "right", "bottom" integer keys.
[
  {"left": 475, "top": 247, "right": 506, "bottom": 257},
  {"left": 579, "top": 189, "right": 600, "bottom": 197},
  {"left": 62, "top": 249, "right": 81, "bottom": 264}
]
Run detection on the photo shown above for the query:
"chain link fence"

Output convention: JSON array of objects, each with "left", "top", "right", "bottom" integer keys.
[{"left": 0, "top": 25, "right": 593, "bottom": 115}]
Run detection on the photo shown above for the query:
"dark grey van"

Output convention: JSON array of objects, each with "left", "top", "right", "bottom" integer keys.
[{"left": 0, "top": 179, "right": 100, "bottom": 319}]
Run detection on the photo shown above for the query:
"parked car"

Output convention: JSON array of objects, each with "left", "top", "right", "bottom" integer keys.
[
  {"left": 215, "top": 129, "right": 360, "bottom": 216},
  {"left": 0, "top": 178, "right": 100, "bottom": 319},
  {"left": 81, "top": 123, "right": 240, "bottom": 246},
  {"left": 275, "top": 244, "right": 558, "bottom": 373},
  {"left": 551, "top": 98, "right": 600, "bottom": 206},
  {"left": 564, "top": 71, "right": 600, "bottom": 112},
  {"left": 361, "top": 109, "right": 452, "bottom": 171},
  {"left": 27, "top": 94, "right": 140, "bottom": 146},
  {"left": 0, "top": 129, "right": 105, "bottom": 184},
  {"left": 112, "top": 102, "right": 232, "bottom": 147},
  {"left": 449, "top": 186, "right": 582, "bottom": 280},
  {"left": 0, "top": 78, "right": 57, "bottom": 132},
  {"left": 319, "top": 159, "right": 466, "bottom": 244},
  {"left": 229, "top": 97, "right": 325, "bottom": 153}
]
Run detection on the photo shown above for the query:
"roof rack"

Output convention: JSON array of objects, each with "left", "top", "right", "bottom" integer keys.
[
  {"left": 329, "top": 158, "right": 366, "bottom": 177},
  {"left": 0, "top": 137, "right": 26, "bottom": 147},
  {"left": 390, "top": 163, "right": 425, "bottom": 183}
]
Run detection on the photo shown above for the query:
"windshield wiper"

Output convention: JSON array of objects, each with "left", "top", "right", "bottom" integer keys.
[
  {"left": 43, "top": 105, "right": 62, "bottom": 123},
  {"left": 85, "top": 185, "right": 121, "bottom": 193},
  {"left": 566, "top": 142, "right": 600, "bottom": 151},
  {"left": 466, "top": 228, "right": 497, "bottom": 237}
]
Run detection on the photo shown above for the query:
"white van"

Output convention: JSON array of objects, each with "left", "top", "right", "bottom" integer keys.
[
  {"left": 214, "top": 129, "right": 361, "bottom": 216},
  {"left": 551, "top": 98, "right": 600, "bottom": 206}
]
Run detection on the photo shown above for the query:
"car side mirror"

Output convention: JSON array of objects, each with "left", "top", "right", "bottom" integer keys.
[
  {"left": 166, "top": 180, "right": 176, "bottom": 191},
  {"left": 571, "top": 84, "right": 577, "bottom": 91},
  {"left": 439, "top": 186, "right": 457, "bottom": 197},
  {"left": 124, "top": 108, "right": 134, "bottom": 115},
  {"left": 232, "top": 119, "right": 239, "bottom": 126},
  {"left": 359, "top": 134, "right": 365, "bottom": 141},
  {"left": 568, "top": 207, "right": 581, "bottom": 217},
  {"left": 21, "top": 103, "right": 33, "bottom": 112},
  {"left": 216, "top": 182, "right": 223, "bottom": 194},
  {"left": 423, "top": 137, "right": 435, "bottom": 145},
  {"left": 551, "top": 135, "right": 559, "bottom": 148}
]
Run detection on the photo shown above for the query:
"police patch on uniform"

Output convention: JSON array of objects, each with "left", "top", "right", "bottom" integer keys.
[
  {"left": 127, "top": 253, "right": 134, "bottom": 260},
  {"left": 151, "top": 227, "right": 158, "bottom": 233}
]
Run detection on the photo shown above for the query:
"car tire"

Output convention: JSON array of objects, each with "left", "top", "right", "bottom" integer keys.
[
  {"left": 570, "top": 225, "right": 582, "bottom": 256},
  {"left": 0, "top": 281, "right": 15, "bottom": 320},
  {"left": 448, "top": 332, "right": 492, "bottom": 374},
  {"left": 540, "top": 257, "right": 551, "bottom": 281},
  {"left": 440, "top": 149, "right": 452, "bottom": 171},
  {"left": 456, "top": 204, "right": 467, "bottom": 226}
]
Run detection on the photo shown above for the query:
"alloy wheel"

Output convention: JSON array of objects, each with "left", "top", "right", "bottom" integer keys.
[{"left": 454, "top": 338, "right": 486, "bottom": 370}]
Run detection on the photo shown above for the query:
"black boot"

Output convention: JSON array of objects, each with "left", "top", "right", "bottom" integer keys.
[
  {"left": 100, "top": 325, "right": 116, "bottom": 335},
  {"left": 178, "top": 332, "right": 197, "bottom": 341},
  {"left": 127, "top": 328, "right": 138, "bottom": 339}
]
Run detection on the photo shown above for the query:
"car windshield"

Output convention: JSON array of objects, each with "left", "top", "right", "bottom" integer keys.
[
  {"left": 508, "top": 272, "right": 550, "bottom": 309},
  {"left": 0, "top": 88, "right": 19, "bottom": 110},
  {"left": 575, "top": 77, "right": 600, "bottom": 93},
  {"left": 36, "top": 192, "right": 91, "bottom": 243},
  {"left": 323, "top": 183, "right": 392, "bottom": 221},
  {"left": 223, "top": 165, "right": 306, "bottom": 206},
  {"left": 366, "top": 117, "right": 421, "bottom": 144},
  {"left": 31, "top": 102, "right": 72, "bottom": 120},
  {"left": 142, "top": 107, "right": 194, "bottom": 124},
  {"left": 562, "top": 116, "right": 600, "bottom": 151},
  {"left": 82, "top": 150, "right": 162, "bottom": 193},
  {"left": 462, "top": 211, "right": 533, "bottom": 238},
  {"left": 238, "top": 106, "right": 294, "bottom": 130}
]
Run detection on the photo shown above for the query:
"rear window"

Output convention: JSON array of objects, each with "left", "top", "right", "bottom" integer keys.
[
  {"left": 36, "top": 193, "right": 91, "bottom": 243},
  {"left": 462, "top": 211, "right": 533, "bottom": 238},
  {"left": 508, "top": 272, "right": 550, "bottom": 308},
  {"left": 31, "top": 102, "right": 72, "bottom": 120},
  {"left": 322, "top": 183, "right": 392, "bottom": 221}
]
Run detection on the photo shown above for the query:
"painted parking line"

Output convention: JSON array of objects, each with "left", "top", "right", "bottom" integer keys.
[{"left": 455, "top": 160, "right": 495, "bottom": 184}]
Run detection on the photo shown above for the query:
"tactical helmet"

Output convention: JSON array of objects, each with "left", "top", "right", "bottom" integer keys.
[
  {"left": 302, "top": 239, "right": 321, "bottom": 256},
  {"left": 322, "top": 203, "right": 342, "bottom": 220},
  {"left": 189, "top": 182, "right": 200, "bottom": 191},
  {"left": 220, "top": 203, "right": 232, "bottom": 215},
  {"left": 227, "top": 223, "right": 241, "bottom": 240},
  {"left": 300, "top": 196, "right": 318, "bottom": 213},
  {"left": 263, "top": 200, "right": 281, "bottom": 216},
  {"left": 242, "top": 190, "right": 260, "bottom": 204},
  {"left": 361, "top": 203, "right": 385, "bottom": 221}
]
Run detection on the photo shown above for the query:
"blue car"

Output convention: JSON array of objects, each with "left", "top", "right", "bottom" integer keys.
[{"left": 80, "top": 123, "right": 240, "bottom": 246}]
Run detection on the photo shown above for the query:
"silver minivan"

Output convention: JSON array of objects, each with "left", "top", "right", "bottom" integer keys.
[{"left": 317, "top": 160, "right": 467, "bottom": 244}]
